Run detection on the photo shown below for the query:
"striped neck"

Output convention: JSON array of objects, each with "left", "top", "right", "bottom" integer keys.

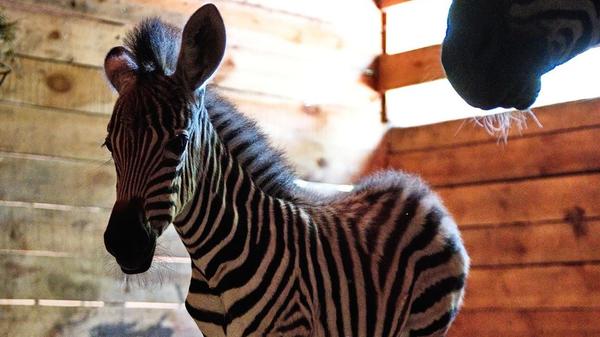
[{"left": 172, "top": 103, "right": 272, "bottom": 281}]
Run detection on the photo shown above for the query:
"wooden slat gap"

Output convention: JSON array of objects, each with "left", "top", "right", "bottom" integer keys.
[
  {"left": 460, "top": 307, "right": 600, "bottom": 313},
  {"left": 5, "top": 56, "right": 357, "bottom": 113},
  {"left": 0, "top": 151, "right": 109, "bottom": 166},
  {"left": 0, "top": 249, "right": 188, "bottom": 264},
  {"left": 434, "top": 169, "right": 600, "bottom": 190},
  {"left": 6, "top": 0, "right": 332, "bottom": 27},
  {"left": 0, "top": 99, "right": 109, "bottom": 118},
  {"left": 379, "top": 0, "right": 412, "bottom": 9},
  {"left": 1, "top": 0, "right": 126, "bottom": 26},
  {"left": 389, "top": 122, "right": 600, "bottom": 155},
  {"left": 461, "top": 215, "right": 600, "bottom": 231},
  {"left": 471, "top": 260, "right": 600, "bottom": 270},
  {"left": 13, "top": 53, "right": 103, "bottom": 71},
  {"left": 0, "top": 200, "right": 111, "bottom": 213},
  {"left": 221, "top": 0, "right": 333, "bottom": 23}
]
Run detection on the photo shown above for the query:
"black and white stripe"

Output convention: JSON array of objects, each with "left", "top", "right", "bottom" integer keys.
[{"left": 104, "top": 8, "right": 469, "bottom": 337}]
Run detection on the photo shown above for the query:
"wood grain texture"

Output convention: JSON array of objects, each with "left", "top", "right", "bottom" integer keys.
[
  {"left": 3, "top": 154, "right": 599, "bottom": 224},
  {"left": 8, "top": 0, "right": 376, "bottom": 55},
  {"left": 5, "top": 4, "right": 124, "bottom": 67},
  {"left": 0, "top": 94, "right": 384, "bottom": 184},
  {"left": 0, "top": 205, "right": 188, "bottom": 257},
  {"left": 462, "top": 220, "right": 600, "bottom": 266},
  {"left": 438, "top": 173, "right": 600, "bottom": 227},
  {"left": 389, "top": 127, "right": 600, "bottom": 186},
  {"left": 466, "top": 264, "right": 600, "bottom": 309},
  {"left": 386, "top": 98, "right": 600, "bottom": 153},
  {"left": 1, "top": 306, "right": 200, "bottom": 337},
  {"left": 4, "top": 2, "right": 378, "bottom": 69},
  {"left": 380, "top": 0, "right": 411, "bottom": 8},
  {"left": 0, "top": 0, "right": 383, "bottom": 185},
  {"left": 375, "top": 65, "right": 600, "bottom": 334},
  {"left": 1, "top": 54, "right": 377, "bottom": 115},
  {"left": 0, "top": 254, "right": 189, "bottom": 302},
  {"left": 0, "top": 54, "right": 383, "bottom": 183},
  {"left": 0, "top": 154, "right": 115, "bottom": 208},
  {"left": 449, "top": 309, "right": 600, "bottom": 337},
  {"left": 0, "top": 57, "right": 116, "bottom": 114},
  {"left": 0, "top": 101, "right": 110, "bottom": 161},
  {"left": 4, "top": 4, "right": 378, "bottom": 108},
  {"left": 378, "top": 45, "right": 444, "bottom": 90}
]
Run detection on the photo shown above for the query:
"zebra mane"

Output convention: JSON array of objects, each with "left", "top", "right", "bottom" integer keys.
[
  {"left": 204, "top": 89, "right": 300, "bottom": 201},
  {"left": 124, "top": 17, "right": 181, "bottom": 75},
  {"left": 124, "top": 18, "right": 301, "bottom": 201}
]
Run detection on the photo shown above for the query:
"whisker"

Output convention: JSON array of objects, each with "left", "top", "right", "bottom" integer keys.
[
  {"left": 471, "top": 109, "right": 542, "bottom": 143},
  {"left": 101, "top": 158, "right": 114, "bottom": 167}
]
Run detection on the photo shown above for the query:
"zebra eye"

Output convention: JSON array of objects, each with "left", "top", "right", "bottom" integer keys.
[
  {"left": 102, "top": 138, "right": 113, "bottom": 153},
  {"left": 167, "top": 133, "right": 188, "bottom": 155}
]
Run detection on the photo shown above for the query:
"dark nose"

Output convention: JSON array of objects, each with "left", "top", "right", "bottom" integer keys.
[{"left": 104, "top": 198, "right": 156, "bottom": 273}]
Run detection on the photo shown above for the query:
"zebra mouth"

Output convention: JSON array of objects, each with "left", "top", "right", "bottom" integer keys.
[
  {"left": 120, "top": 261, "right": 152, "bottom": 274},
  {"left": 117, "top": 242, "right": 156, "bottom": 275}
]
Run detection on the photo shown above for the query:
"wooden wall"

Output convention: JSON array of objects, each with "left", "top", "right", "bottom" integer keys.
[
  {"left": 0, "top": 0, "right": 381, "bottom": 335},
  {"left": 0, "top": 0, "right": 382, "bottom": 183},
  {"left": 375, "top": 99, "right": 600, "bottom": 337}
]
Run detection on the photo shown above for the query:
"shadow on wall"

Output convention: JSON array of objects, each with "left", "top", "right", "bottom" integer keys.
[{"left": 90, "top": 317, "right": 174, "bottom": 337}]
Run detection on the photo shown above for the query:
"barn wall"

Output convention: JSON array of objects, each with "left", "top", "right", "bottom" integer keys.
[
  {"left": 374, "top": 99, "right": 600, "bottom": 337},
  {"left": 0, "top": 0, "right": 381, "bottom": 335},
  {"left": 1, "top": 0, "right": 382, "bottom": 183}
]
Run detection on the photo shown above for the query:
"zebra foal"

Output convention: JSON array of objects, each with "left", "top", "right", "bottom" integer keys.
[{"left": 102, "top": 4, "right": 469, "bottom": 337}]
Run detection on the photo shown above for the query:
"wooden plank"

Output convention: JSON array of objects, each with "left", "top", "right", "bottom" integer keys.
[
  {"left": 380, "top": 0, "right": 411, "bottom": 8},
  {"left": 449, "top": 309, "right": 600, "bottom": 337},
  {"left": 0, "top": 154, "right": 115, "bottom": 208},
  {"left": 224, "top": 91, "right": 386, "bottom": 183},
  {"left": 229, "top": 0, "right": 335, "bottom": 19},
  {"left": 386, "top": 98, "right": 600, "bottom": 153},
  {"left": 0, "top": 101, "right": 109, "bottom": 161},
  {"left": 462, "top": 220, "right": 600, "bottom": 267},
  {"left": 378, "top": 45, "right": 444, "bottom": 90},
  {"left": 5, "top": 5, "right": 376, "bottom": 84},
  {"left": 0, "top": 95, "right": 383, "bottom": 184},
  {"left": 438, "top": 173, "right": 600, "bottom": 227},
  {"left": 11, "top": 0, "right": 380, "bottom": 58},
  {"left": 0, "top": 205, "right": 188, "bottom": 257},
  {"left": 466, "top": 264, "right": 600, "bottom": 309},
  {"left": 1, "top": 306, "right": 200, "bottom": 337},
  {"left": 1, "top": 55, "right": 376, "bottom": 115},
  {"left": 0, "top": 254, "right": 190, "bottom": 302},
  {"left": 0, "top": 53, "right": 383, "bottom": 184},
  {"left": 0, "top": 95, "right": 384, "bottom": 185},
  {"left": 5, "top": 4, "right": 124, "bottom": 67},
  {"left": 8, "top": 0, "right": 334, "bottom": 51},
  {"left": 389, "top": 127, "right": 600, "bottom": 186},
  {"left": 4, "top": 149, "right": 598, "bottom": 224},
  {"left": 245, "top": 0, "right": 382, "bottom": 26},
  {"left": 236, "top": 0, "right": 382, "bottom": 57},
  {"left": 0, "top": 57, "right": 116, "bottom": 114}
]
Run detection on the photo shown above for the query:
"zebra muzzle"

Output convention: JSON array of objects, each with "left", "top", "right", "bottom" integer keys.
[{"left": 104, "top": 198, "right": 157, "bottom": 274}]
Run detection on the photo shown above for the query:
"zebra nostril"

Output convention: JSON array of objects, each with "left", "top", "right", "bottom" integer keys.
[{"left": 104, "top": 197, "right": 155, "bottom": 266}]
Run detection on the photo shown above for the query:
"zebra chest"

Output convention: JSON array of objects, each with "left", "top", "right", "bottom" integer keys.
[
  {"left": 186, "top": 284, "right": 312, "bottom": 337},
  {"left": 186, "top": 290, "right": 228, "bottom": 337},
  {"left": 186, "top": 295, "right": 312, "bottom": 337}
]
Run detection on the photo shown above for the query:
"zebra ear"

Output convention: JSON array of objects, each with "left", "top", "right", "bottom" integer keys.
[
  {"left": 104, "top": 46, "right": 138, "bottom": 93},
  {"left": 175, "top": 4, "right": 226, "bottom": 91}
]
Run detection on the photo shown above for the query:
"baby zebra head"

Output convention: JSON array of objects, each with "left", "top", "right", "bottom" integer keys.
[{"left": 102, "top": 4, "right": 226, "bottom": 274}]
